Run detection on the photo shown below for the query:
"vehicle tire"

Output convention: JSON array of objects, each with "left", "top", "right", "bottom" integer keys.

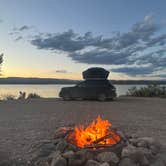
[
  {"left": 75, "top": 97, "right": 83, "bottom": 101},
  {"left": 98, "top": 94, "right": 107, "bottom": 101},
  {"left": 63, "top": 94, "right": 71, "bottom": 101}
]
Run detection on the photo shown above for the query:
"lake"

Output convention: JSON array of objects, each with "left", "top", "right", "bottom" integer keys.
[{"left": 0, "top": 84, "right": 147, "bottom": 99}]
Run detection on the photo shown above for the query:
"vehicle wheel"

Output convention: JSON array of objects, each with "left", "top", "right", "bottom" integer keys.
[
  {"left": 76, "top": 97, "right": 83, "bottom": 101},
  {"left": 98, "top": 94, "right": 107, "bottom": 101},
  {"left": 63, "top": 95, "right": 71, "bottom": 101}
]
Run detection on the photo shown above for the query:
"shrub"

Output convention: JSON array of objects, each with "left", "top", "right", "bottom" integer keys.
[
  {"left": 27, "top": 93, "right": 41, "bottom": 99},
  {"left": 1, "top": 94, "right": 16, "bottom": 100},
  {"left": 127, "top": 85, "right": 166, "bottom": 97},
  {"left": 18, "top": 91, "right": 26, "bottom": 100}
]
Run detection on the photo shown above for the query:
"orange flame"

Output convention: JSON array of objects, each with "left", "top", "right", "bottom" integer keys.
[{"left": 68, "top": 116, "right": 121, "bottom": 148}]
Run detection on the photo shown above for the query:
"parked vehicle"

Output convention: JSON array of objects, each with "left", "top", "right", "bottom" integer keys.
[
  {"left": 59, "top": 80, "right": 116, "bottom": 101},
  {"left": 59, "top": 67, "right": 117, "bottom": 101}
]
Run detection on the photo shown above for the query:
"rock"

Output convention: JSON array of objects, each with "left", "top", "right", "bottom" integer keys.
[
  {"left": 66, "top": 143, "right": 78, "bottom": 152},
  {"left": 137, "top": 140, "right": 148, "bottom": 148},
  {"left": 36, "top": 160, "right": 50, "bottom": 166},
  {"left": 67, "top": 150, "right": 88, "bottom": 166},
  {"left": 149, "top": 145, "right": 160, "bottom": 155},
  {"left": 56, "top": 140, "right": 67, "bottom": 152},
  {"left": 53, "top": 139, "right": 61, "bottom": 145},
  {"left": 139, "top": 155, "right": 149, "bottom": 166},
  {"left": 153, "top": 152, "right": 166, "bottom": 165},
  {"left": 53, "top": 127, "right": 73, "bottom": 139},
  {"left": 96, "top": 151, "right": 119, "bottom": 165},
  {"left": 51, "top": 156, "right": 67, "bottom": 166},
  {"left": 137, "top": 147, "right": 155, "bottom": 161},
  {"left": 99, "top": 162, "right": 110, "bottom": 166},
  {"left": 121, "top": 144, "right": 137, "bottom": 158},
  {"left": 62, "top": 150, "right": 75, "bottom": 159},
  {"left": 128, "top": 138, "right": 138, "bottom": 146},
  {"left": 150, "top": 158, "right": 165, "bottom": 166},
  {"left": 76, "top": 149, "right": 94, "bottom": 160},
  {"left": 85, "top": 159, "right": 100, "bottom": 166},
  {"left": 118, "top": 158, "right": 137, "bottom": 166},
  {"left": 33, "top": 142, "right": 56, "bottom": 160},
  {"left": 68, "top": 158, "right": 85, "bottom": 166},
  {"left": 49, "top": 150, "right": 61, "bottom": 160},
  {"left": 41, "top": 143, "right": 56, "bottom": 155},
  {"left": 137, "top": 137, "right": 160, "bottom": 149},
  {"left": 121, "top": 144, "right": 149, "bottom": 165}
]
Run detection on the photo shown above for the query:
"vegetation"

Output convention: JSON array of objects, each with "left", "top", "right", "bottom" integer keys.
[
  {"left": 127, "top": 85, "right": 166, "bottom": 98},
  {"left": 0, "top": 91, "right": 41, "bottom": 101},
  {"left": 27, "top": 93, "right": 41, "bottom": 99},
  {"left": 0, "top": 53, "right": 3, "bottom": 74},
  {"left": 1, "top": 94, "right": 16, "bottom": 100}
]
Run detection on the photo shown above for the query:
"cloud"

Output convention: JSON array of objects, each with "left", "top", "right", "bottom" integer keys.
[
  {"left": 15, "top": 36, "right": 23, "bottom": 41},
  {"left": 17, "top": 16, "right": 166, "bottom": 77},
  {"left": 0, "top": 19, "right": 3, "bottom": 23},
  {"left": 55, "top": 70, "right": 68, "bottom": 73},
  {"left": 70, "top": 48, "right": 130, "bottom": 65},
  {"left": 31, "top": 30, "right": 104, "bottom": 52},
  {"left": 111, "top": 66, "right": 154, "bottom": 76},
  {"left": 154, "top": 74, "right": 166, "bottom": 78},
  {"left": 13, "top": 25, "right": 32, "bottom": 31}
]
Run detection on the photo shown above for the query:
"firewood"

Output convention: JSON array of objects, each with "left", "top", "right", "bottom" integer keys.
[
  {"left": 84, "top": 144, "right": 116, "bottom": 149},
  {"left": 92, "top": 133, "right": 113, "bottom": 144},
  {"left": 92, "top": 131, "right": 120, "bottom": 144}
]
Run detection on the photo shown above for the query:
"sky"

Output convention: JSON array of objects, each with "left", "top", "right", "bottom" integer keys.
[{"left": 0, "top": 0, "right": 166, "bottom": 80}]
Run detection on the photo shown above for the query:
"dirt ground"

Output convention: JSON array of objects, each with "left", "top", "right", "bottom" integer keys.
[{"left": 0, "top": 97, "right": 166, "bottom": 163}]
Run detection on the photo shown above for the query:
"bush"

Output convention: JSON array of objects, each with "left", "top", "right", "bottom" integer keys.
[
  {"left": 1, "top": 94, "right": 16, "bottom": 100},
  {"left": 27, "top": 93, "right": 41, "bottom": 99},
  {"left": 127, "top": 85, "right": 166, "bottom": 97},
  {"left": 18, "top": 91, "right": 26, "bottom": 100}
]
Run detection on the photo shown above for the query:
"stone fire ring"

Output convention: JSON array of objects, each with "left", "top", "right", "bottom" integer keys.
[{"left": 29, "top": 126, "right": 166, "bottom": 166}]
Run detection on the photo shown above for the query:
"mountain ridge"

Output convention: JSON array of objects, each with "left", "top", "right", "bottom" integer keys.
[{"left": 0, "top": 77, "right": 166, "bottom": 85}]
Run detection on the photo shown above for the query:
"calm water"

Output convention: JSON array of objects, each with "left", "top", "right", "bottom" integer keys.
[{"left": 0, "top": 84, "right": 147, "bottom": 99}]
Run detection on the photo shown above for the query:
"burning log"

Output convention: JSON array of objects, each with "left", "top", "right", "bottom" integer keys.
[
  {"left": 84, "top": 144, "right": 117, "bottom": 149},
  {"left": 92, "top": 130, "right": 120, "bottom": 145},
  {"left": 67, "top": 116, "right": 121, "bottom": 148}
]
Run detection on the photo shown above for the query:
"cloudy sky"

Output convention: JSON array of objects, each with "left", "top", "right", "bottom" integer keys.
[{"left": 0, "top": 0, "right": 166, "bottom": 80}]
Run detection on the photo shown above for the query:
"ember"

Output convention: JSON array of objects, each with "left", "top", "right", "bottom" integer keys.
[{"left": 67, "top": 116, "right": 121, "bottom": 148}]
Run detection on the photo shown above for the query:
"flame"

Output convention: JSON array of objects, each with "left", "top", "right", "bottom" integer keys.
[{"left": 67, "top": 116, "right": 121, "bottom": 148}]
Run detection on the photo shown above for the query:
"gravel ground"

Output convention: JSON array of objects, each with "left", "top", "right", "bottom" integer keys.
[{"left": 0, "top": 97, "right": 166, "bottom": 163}]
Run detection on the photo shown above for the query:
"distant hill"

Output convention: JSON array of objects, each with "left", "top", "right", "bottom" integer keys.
[
  {"left": 0, "top": 77, "right": 166, "bottom": 85},
  {"left": 0, "top": 77, "right": 79, "bottom": 84}
]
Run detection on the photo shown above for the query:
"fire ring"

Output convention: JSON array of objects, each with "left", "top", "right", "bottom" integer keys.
[{"left": 66, "top": 116, "right": 122, "bottom": 150}]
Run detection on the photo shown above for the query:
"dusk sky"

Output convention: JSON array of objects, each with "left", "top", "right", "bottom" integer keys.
[{"left": 0, "top": 0, "right": 166, "bottom": 80}]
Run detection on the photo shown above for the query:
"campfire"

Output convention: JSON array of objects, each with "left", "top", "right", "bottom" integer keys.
[
  {"left": 67, "top": 116, "right": 121, "bottom": 149},
  {"left": 30, "top": 116, "right": 165, "bottom": 166}
]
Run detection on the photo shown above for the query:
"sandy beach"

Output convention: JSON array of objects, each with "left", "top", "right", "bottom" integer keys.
[{"left": 0, "top": 97, "right": 166, "bottom": 163}]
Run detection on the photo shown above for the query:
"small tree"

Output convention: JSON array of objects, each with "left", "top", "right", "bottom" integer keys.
[{"left": 0, "top": 53, "right": 3, "bottom": 74}]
